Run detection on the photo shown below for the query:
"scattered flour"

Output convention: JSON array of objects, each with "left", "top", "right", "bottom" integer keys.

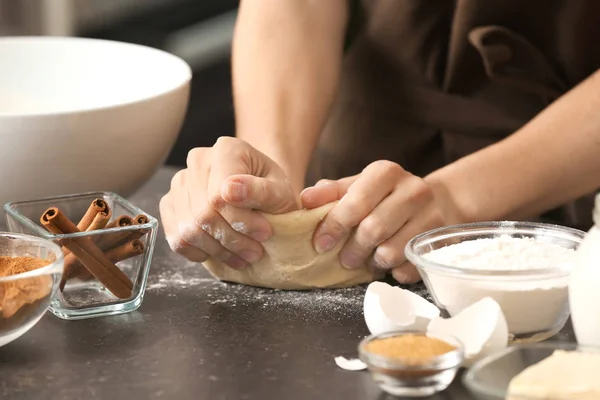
[
  {"left": 145, "top": 241, "right": 431, "bottom": 323},
  {"left": 421, "top": 234, "right": 577, "bottom": 338},
  {"left": 230, "top": 221, "right": 248, "bottom": 234},
  {"left": 146, "top": 253, "right": 219, "bottom": 291}
]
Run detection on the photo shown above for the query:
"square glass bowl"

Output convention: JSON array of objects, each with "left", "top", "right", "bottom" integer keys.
[
  {"left": 4, "top": 192, "right": 158, "bottom": 320},
  {"left": 405, "top": 221, "right": 585, "bottom": 343}
]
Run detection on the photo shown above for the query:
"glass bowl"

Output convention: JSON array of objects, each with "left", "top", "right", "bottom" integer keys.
[
  {"left": 358, "top": 331, "right": 464, "bottom": 397},
  {"left": 405, "top": 221, "right": 585, "bottom": 343},
  {"left": 0, "top": 232, "right": 63, "bottom": 347},
  {"left": 4, "top": 191, "right": 158, "bottom": 320},
  {"left": 463, "top": 341, "right": 598, "bottom": 400}
]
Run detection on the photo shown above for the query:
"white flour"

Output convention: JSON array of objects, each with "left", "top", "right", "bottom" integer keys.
[
  {"left": 422, "top": 235, "right": 577, "bottom": 338},
  {"left": 424, "top": 234, "right": 575, "bottom": 270}
]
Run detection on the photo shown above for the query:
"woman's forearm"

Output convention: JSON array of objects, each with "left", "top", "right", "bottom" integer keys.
[
  {"left": 427, "top": 70, "right": 600, "bottom": 224},
  {"left": 232, "top": 0, "right": 348, "bottom": 193}
]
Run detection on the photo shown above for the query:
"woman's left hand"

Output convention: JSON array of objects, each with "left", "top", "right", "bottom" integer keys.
[{"left": 301, "top": 161, "right": 459, "bottom": 283}]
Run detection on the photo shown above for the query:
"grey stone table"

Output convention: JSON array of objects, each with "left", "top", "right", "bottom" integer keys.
[{"left": 0, "top": 167, "right": 575, "bottom": 400}]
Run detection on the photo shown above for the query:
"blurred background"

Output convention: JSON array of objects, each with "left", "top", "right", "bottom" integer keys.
[{"left": 0, "top": 0, "right": 239, "bottom": 167}]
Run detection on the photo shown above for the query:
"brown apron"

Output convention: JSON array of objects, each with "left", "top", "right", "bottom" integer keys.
[{"left": 306, "top": 0, "right": 600, "bottom": 230}]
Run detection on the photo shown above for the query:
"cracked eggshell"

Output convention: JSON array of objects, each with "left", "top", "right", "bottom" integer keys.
[
  {"left": 364, "top": 281, "right": 440, "bottom": 336},
  {"left": 427, "top": 297, "right": 508, "bottom": 366},
  {"left": 334, "top": 357, "right": 367, "bottom": 371}
]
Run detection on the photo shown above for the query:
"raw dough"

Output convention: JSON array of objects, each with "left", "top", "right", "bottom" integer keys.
[
  {"left": 507, "top": 350, "right": 600, "bottom": 399},
  {"left": 203, "top": 202, "right": 380, "bottom": 290}
]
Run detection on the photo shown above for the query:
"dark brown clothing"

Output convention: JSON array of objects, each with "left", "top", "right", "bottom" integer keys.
[{"left": 307, "top": 0, "right": 600, "bottom": 230}]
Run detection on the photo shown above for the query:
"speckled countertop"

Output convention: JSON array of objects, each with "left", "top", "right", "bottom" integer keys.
[{"left": 0, "top": 167, "right": 575, "bottom": 400}]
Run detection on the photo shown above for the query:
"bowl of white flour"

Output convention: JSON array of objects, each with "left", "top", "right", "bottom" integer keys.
[{"left": 405, "top": 221, "right": 585, "bottom": 343}]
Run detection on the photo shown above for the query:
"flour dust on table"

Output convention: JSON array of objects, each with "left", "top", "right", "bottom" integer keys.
[{"left": 148, "top": 244, "right": 430, "bottom": 321}]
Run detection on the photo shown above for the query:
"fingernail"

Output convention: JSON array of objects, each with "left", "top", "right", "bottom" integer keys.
[
  {"left": 315, "top": 180, "right": 333, "bottom": 187},
  {"left": 227, "top": 255, "right": 249, "bottom": 270},
  {"left": 228, "top": 182, "right": 247, "bottom": 202},
  {"left": 315, "top": 234, "right": 336, "bottom": 254},
  {"left": 300, "top": 186, "right": 314, "bottom": 197},
  {"left": 340, "top": 253, "right": 363, "bottom": 269},
  {"left": 373, "top": 249, "right": 396, "bottom": 270},
  {"left": 239, "top": 250, "right": 261, "bottom": 264},
  {"left": 251, "top": 231, "right": 270, "bottom": 242}
]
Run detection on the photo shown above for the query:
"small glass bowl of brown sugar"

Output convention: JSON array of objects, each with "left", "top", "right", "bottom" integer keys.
[
  {"left": 0, "top": 232, "right": 63, "bottom": 348},
  {"left": 358, "top": 331, "right": 464, "bottom": 397}
]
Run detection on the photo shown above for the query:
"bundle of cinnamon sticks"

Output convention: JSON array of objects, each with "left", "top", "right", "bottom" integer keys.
[{"left": 39, "top": 199, "right": 150, "bottom": 299}]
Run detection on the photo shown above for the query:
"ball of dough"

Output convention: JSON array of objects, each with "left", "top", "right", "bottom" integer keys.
[{"left": 203, "top": 202, "right": 380, "bottom": 290}]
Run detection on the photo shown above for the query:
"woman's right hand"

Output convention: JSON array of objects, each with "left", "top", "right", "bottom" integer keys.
[{"left": 159, "top": 137, "right": 299, "bottom": 268}]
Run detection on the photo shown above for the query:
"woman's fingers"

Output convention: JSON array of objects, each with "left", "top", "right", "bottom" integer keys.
[
  {"left": 221, "top": 174, "right": 299, "bottom": 214},
  {"left": 187, "top": 148, "right": 270, "bottom": 249},
  {"left": 337, "top": 177, "right": 429, "bottom": 269},
  {"left": 164, "top": 166, "right": 259, "bottom": 269},
  {"left": 159, "top": 191, "right": 208, "bottom": 263},
  {"left": 300, "top": 176, "right": 358, "bottom": 209},
  {"left": 391, "top": 262, "right": 422, "bottom": 284},
  {"left": 312, "top": 161, "right": 403, "bottom": 254},
  {"left": 373, "top": 206, "right": 443, "bottom": 269},
  {"left": 369, "top": 206, "right": 444, "bottom": 284}
]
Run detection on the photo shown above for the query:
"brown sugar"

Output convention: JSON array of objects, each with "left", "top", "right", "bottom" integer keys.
[
  {"left": 365, "top": 334, "right": 457, "bottom": 366},
  {"left": 0, "top": 256, "right": 52, "bottom": 319}
]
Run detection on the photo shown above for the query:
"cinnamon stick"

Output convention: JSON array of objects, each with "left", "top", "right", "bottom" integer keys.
[
  {"left": 96, "top": 214, "right": 148, "bottom": 251},
  {"left": 87, "top": 211, "right": 111, "bottom": 231},
  {"left": 62, "top": 239, "right": 145, "bottom": 283},
  {"left": 58, "top": 210, "right": 111, "bottom": 290},
  {"left": 133, "top": 214, "right": 149, "bottom": 225},
  {"left": 63, "top": 199, "right": 112, "bottom": 258},
  {"left": 106, "top": 239, "right": 145, "bottom": 262},
  {"left": 40, "top": 207, "right": 133, "bottom": 299},
  {"left": 60, "top": 214, "right": 149, "bottom": 290},
  {"left": 77, "top": 198, "right": 110, "bottom": 231},
  {"left": 104, "top": 215, "right": 133, "bottom": 230}
]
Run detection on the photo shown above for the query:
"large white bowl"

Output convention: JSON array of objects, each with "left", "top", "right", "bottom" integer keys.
[{"left": 0, "top": 36, "right": 191, "bottom": 208}]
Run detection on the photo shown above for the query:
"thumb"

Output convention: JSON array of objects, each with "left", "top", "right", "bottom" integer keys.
[
  {"left": 300, "top": 176, "right": 357, "bottom": 209},
  {"left": 221, "top": 174, "right": 299, "bottom": 213}
]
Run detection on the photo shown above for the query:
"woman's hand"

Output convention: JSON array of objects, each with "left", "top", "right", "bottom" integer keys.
[
  {"left": 160, "top": 137, "right": 299, "bottom": 269},
  {"left": 301, "top": 161, "right": 459, "bottom": 283}
]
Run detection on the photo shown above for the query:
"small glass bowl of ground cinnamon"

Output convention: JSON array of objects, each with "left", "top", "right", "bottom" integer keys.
[
  {"left": 0, "top": 233, "right": 63, "bottom": 348},
  {"left": 358, "top": 331, "right": 464, "bottom": 397}
]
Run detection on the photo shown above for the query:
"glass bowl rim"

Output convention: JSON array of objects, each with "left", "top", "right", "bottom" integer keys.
[
  {"left": 358, "top": 330, "right": 465, "bottom": 371},
  {"left": 462, "top": 341, "right": 600, "bottom": 398},
  {"left": 0, "top": 232, "right": 64, "bottom": 282},
  {"left": 4, "top": 191, "right": 159, "bottom": 240},
  {"left": 404, "top": 221, "right": 585, "bottom": 278}
]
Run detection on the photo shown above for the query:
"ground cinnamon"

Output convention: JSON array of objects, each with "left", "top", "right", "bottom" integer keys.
[
  {"left": 366, "top": 335, "right": 456, "bottom": 366},
  {"left": 0, "top": 256, "right": 52, "bottom": 319}
]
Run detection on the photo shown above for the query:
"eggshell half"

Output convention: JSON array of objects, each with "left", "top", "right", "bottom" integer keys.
[
  {"left": 364, "top": 281, "right": 440, "bottom": 336},
  {"left": 427, "top": 297, "right": 508, "bottom": 366}
]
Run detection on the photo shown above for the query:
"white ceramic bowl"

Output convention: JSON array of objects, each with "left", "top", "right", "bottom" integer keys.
[{"left": 0, "top": 36, "right": 191, "bottom": 207}]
